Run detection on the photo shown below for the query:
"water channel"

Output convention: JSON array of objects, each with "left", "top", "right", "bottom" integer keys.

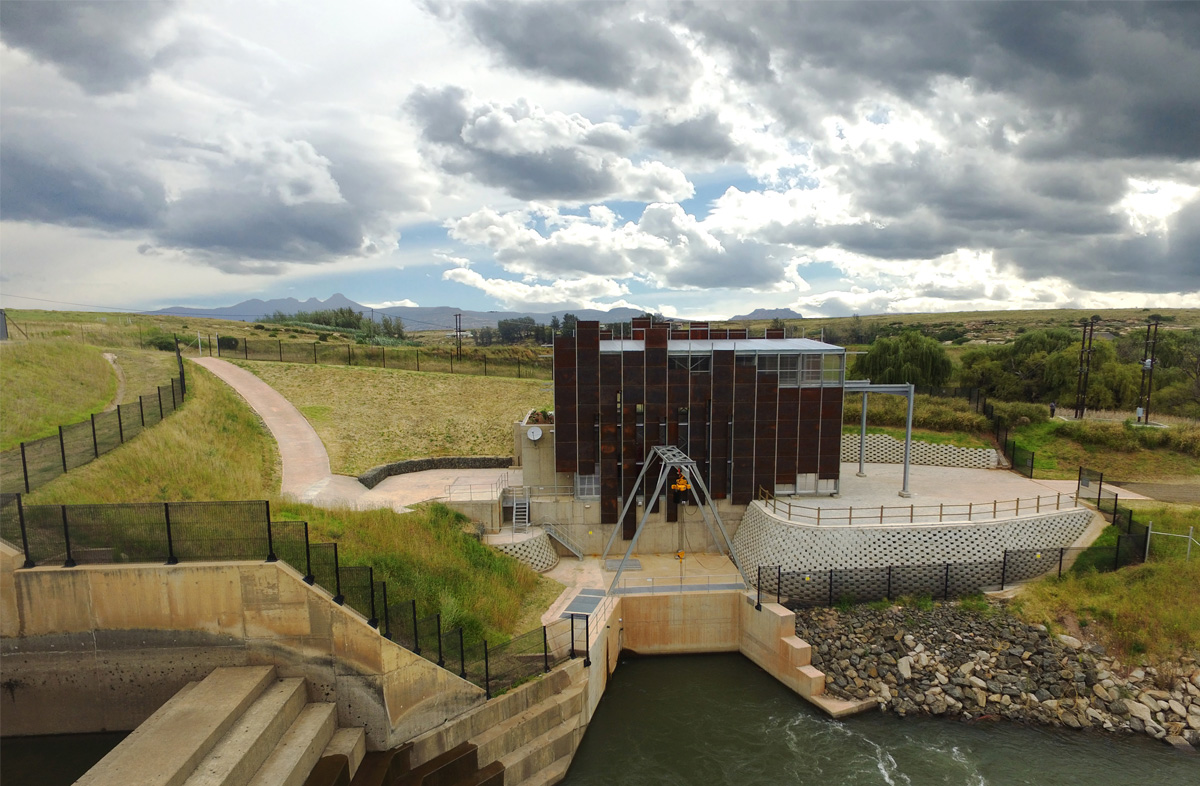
[{"left": 561, "top": 653, "right": 1198, "bottom": 786}]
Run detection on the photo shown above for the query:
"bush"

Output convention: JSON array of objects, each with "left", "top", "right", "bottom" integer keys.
[
  {"left": 990, "top": 401, "right": 1050, "bottom": 429},
  {"left": 216, "top": 335, "right": 239, "bottom": 350},
  {"left": 146, "top": 334, "right": 177, "bottom": 352}
]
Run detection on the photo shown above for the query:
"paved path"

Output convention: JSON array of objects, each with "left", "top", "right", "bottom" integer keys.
[{"left": 192, "top": 358, "right": 514, "bottom": 512}]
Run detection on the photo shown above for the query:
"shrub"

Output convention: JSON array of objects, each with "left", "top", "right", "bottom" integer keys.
[
  {"left": 217, "top": 335, "right": 239, "bottom": 350},
  {"left": 147, "top": 334, "right": 177, "bottom": 352}
]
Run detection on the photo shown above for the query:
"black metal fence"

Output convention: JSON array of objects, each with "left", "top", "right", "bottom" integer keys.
[
  {"left": 0, "top": 378, "right": 184, "bottom": 495},
  {"left": 218, "top": 338, "right": 552, "bottom": 380},
  {"left": 0, "top": 493, "right": 591, "bottom": 700}
]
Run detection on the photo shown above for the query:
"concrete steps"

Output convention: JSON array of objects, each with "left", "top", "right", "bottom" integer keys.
[
  {"left": 78, "top": 666, "right": 367, "bottom": 786},
  {"left": 496, "top": 715, "right": 579, "bottom": 785}
]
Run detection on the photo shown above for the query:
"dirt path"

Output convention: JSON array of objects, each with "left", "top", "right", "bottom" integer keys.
[{"left": 101, "top": 352, "right": 125, "bottom": 412}]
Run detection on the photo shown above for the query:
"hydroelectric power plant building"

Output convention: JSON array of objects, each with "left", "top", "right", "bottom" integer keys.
[{"left": 551, "top": 317, "right": 847, "bottom": 539}]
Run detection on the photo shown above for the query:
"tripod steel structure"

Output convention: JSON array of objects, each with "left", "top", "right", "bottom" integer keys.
[{"left": 600, "top": 445, "right": 747, "bottom": 595}]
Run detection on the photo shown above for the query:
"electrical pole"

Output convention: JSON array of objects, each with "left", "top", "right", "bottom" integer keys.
[
  {"left": 1137, "top": 320, "right": 1160, "bottom": 424},
  {"left": 1073, "top": 316, "right": 1100, "bottom": 419}
]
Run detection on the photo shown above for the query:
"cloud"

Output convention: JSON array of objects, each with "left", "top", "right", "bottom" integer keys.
[
  {"left": 442, "top": 266, "right": 631, "bottom": 310},
  {"left": 641, "top": 111, "right": 741, "bottom": 162},
  {"left": 406, "top": 86, "right": 692, "bottom": 203},
  {"left": 455, "top": 0, "right": 700, "bottom": 99},
  {"left": 0, "top": 0, "right": 190, "bottom": 94}
]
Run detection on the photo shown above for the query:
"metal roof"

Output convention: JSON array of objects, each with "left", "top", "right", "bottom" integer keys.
[{"left": 599, "top": 338, "right": 844, "bottom": 353}]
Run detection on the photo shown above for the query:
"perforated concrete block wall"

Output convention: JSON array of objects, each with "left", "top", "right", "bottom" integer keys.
[
  {"left": 733, "top": 502, "right": 1092, "bottom": 576},
  {"left": 492, "top": 531, "right": 560, "bottom": 572},
  {"left": 841, "top": 434, "right": 999, "bottom": 469}
]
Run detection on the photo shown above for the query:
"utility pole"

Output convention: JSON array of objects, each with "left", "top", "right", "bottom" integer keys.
[
  {"left": 455, "top": 313, "right": 462, "bottom": 360},
  {"left": 1137, "top": 320, "right": 1160, "bottom": 423},
  {"left": 1073, "top": 316, "right": 1100, "bottom": 419}
]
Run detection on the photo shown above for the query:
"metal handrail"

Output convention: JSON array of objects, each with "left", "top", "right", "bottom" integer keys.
[
  {"left": 543, "top": 522, "right": 585, "bottom": 559},
  {"left": 758, "top": 492, "right": 1075, "bottom": 526},
  {"left": 613, "top": 573, "right": 746, "bottom": 595}
]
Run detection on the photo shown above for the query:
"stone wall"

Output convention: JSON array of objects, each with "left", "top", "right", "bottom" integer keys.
[
  {"left": 841, "top": 433, "right": 999, "bottom": 469},
  {"left": 490, "top": 531, "right": 560, "bottom": 573},
  {"left": 358, "top": 456, "right": 512, "bottom": 489},
  {"left": 0, "top": 543, "right": 483, "bottom": 748}
]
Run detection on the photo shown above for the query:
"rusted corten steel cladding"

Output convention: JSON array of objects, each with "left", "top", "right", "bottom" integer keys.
[{"left": 554, "top": 318, "right": 846, "bottom": 538}]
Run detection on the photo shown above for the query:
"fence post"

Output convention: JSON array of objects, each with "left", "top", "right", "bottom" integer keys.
[
  {"left": 1029, "top": 451, "right": 1035, "bottom": 479},
  {"left": 518, "top": 358, "right": 521, "bottom": 378},
  {"left": 17, "top": 495, "right": 35, "bottom": 568},
  {"left": 777, "top": 565, "right": 782, "bottom": 604},
  {"left": 1145, "top": 521, "right": 1153, "bottom": 563},
  {"left": 347, "top": 344, "right": 351, "bottom": 365},
  {"left": 278, "top": 340, "right": 282, "bottom": 362},
  {"left": 459, "top": 628, "right": 467, "bottom": 677},
  {"left": 90, "top": 414, "right": 99, "bottom": 458},
  {"left": 1000, "top": 550, "right": 1008, "bottom": 590},
  {"left": 368, "top": 571, "right": 379, "bottom": 628},
  {"left": 209, "top": 335, "right": 213, "bottom": 357},
  {"left": 163, "top": 502, "right": 178, "bottom": 564},
  {"left": 570, "top": 614, "right": 576, "bottom": 659},
  {"left": 157, "top": 386, "right": 164, "bottom": 419},
  {"left": 584, "top": 616, "right": 591, "bottom": 667},
  {"left": 412, "top": 599, "right": 420, "bottom": 655},
  {"left": 313, "top": 343, "right": 318, "bottom": 364},
  {"left": 483, "top": 641, "right": 491, "bottom": 699},
  {"left": 139, "top": 397, "right": 145, "bottom": 427},
  {"left": 436, "top": 613, "right": 445, "bottom": 666},
  {"left": 416, "top": 350, "right": 419, "bottom": 372},
  {"left": 60, "top": 505, "right": 76, "bottom": 567},
  {"left": 827, "top": 569, "right": 834, "bottom": 606},
  {"left": 244, "top": 340, "right": 248, "bottom": 360},
  {"left": 216, "top": 334, "right": 221, "bottom": 357},
  {"left": 943, "top": 564, "right": 949, "bottom": 600},
  {"left": 265, "top": 500, "right": 277, "bottom": 562},
  {"left": 20, "top": 442, "right": 30, "bottom": 493},
  {"left": 755, "top": 566, "right": 762, "bottom": 610},
  {"left": 483, "top": 356, "right": 488, "bottom": 377},
  {"left": 543, "top": 625, "right": 550, "bottom": 672},
  {"left": 303, "top": 522, "right": 314, "bottom": 583},
  {"left": 117, "top": 406, "right": 125, "bottom": 444},
  {"left": 1058, "top": 548, "right": 1064, "bottom": 578},
  {"left": 886, "top": 565, "right": 892, "bottom": 600},
  {"left": 58, "top": 426, "right": 68, "bottom": 473},
  {"left": 1114, "top": 536, "right": 1122, "bottom": 571},
  {"left": 331, "top": 543, "right": 344, "bottom": 604},
  {"left": 451, "top": 355, "right": 454, "bottom": 374},
  {"left": 380, "top": 581, "right": 390, "bottom": 638}
]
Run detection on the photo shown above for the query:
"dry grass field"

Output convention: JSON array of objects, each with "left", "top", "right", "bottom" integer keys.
[
  {"left": 230, "top": 360, "right": 554, "bottom": 475},
  {"left": 0, "top": 340, "right": 115, "bottom": 450}
]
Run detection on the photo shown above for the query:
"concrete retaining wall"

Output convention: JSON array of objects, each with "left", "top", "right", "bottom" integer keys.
[
  {"left": 841, "top": 433, "right": 999, "bottom": 469},
  {"left": 491, "top": 532, "right": 560, "bottom": 573},
  {"left": 358, "top": 456, "right": 512, "bottom": 489},
  {"left": 0, "top": 543, "right": 483, "bottom": 748},
  {"left": 733, "top": 502, "right": 1092, "bottom": 575}
]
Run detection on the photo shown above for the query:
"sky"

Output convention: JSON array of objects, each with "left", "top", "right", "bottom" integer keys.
[{"left": 1, "top": 0, "right": 1198, "bottom": 320}]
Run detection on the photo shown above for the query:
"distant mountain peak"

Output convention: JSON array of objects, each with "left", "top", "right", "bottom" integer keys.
[{"left": 728, "top": 307, "right": 804, "bottom": 321}]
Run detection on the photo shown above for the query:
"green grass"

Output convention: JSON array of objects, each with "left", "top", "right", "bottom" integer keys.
[
  {"left": 274, "top": 501, "right": 543, "bottom": 642},
  {"left": 845, "top": 424, "right": 989, "bottom": 449},
  {"left": 0, "top": 340, "right": 116, "bottom": 450},
  {"left": 108, "top": 347, "right": 186, "bottom": 405},
  {"left": 230, "top": 360, "right": 553, "bottom": 475},
  {"left": 1010, "top": 419, "right": 1200, "bottom": 480},
  {"left": 24, "top": 362, "right": 279, "bottom": 503}
]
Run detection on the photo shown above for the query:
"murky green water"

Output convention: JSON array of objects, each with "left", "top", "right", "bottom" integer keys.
[
  {"left": 562, "top": 653, "right": 1198, "bottom": 786},
  {"left": 0, "top": 731, "right": 128, "bottom": 786}
]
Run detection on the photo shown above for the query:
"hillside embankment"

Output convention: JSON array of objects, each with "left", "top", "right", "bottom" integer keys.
[{"left": 795, "top": 604, "right": 1200, "bottom": 753}]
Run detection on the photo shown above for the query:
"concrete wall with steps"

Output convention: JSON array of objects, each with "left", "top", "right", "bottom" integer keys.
[{"left": 0, "top": 542, "right": 483, "bottom": 750}]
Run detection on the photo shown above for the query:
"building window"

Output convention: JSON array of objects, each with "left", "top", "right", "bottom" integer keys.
[
  {"left": 575, "top": 474, "right": 600, "bottom": 499},
  {"left": 668, "top": 355, "right": 711, "bottom": 372}
]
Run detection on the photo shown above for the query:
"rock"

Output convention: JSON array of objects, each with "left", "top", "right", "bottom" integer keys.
[
  {"left": 1062, "top": 713, "right": 1081, "bottom": 729},
  {"left": 973, "top": 688, "right": 987, "bottom": 707},
  {"left": 1108, "top": 698, "right": 1129, "bottom": 715},
  {"left": 1140, "top": 693, "right": 1163, "bottom": 712},
  {"left": 1057, "top": 634, "right": 1083, "bottom": 650},
  {"left": 959, "top": 662, "right": 975, "bottom": 676},
  {"left": 1165, "top": 735, "right": 1195, "bottom": 753},
  {"left": 1169, "top": 699, "right": 1188, "bottom": 718},
  {"left": 1146, "top": 722, "right": 1168, "bottom": 740},
  {"left": 1189, "top": 715, "right": 1200, "bottom": 732},
  {"left": 1127, "top": 701, "right": 1153, "bottom": 724},
  {"left": 1130, "top": 717, "right": 1146, "bottom": 733},
  {"left": 1092, "top": 684, "right": 1111, "bottom": 702},
  {"left": 898, "top": 656, "right": 913, "bottom": 680}
]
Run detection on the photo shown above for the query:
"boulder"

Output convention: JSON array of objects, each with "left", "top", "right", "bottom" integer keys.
[{"left": 1057, "top": 634, "right": 1083, "bottom": 650}]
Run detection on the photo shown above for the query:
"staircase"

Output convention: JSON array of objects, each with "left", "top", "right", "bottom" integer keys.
[
  {"left": 542, "top": 523, "right": 583, "bottom": 560},
  {"left": 78, "top": 666, "right": 367, "bottom": 786},
  {"left": 512, "top": 488, "right": 530, "bottom": 533}
]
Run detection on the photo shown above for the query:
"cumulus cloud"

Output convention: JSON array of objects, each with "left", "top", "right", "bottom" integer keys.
[
  {"left": 442, "top": 266, "right": 631, "bottom": 310},
  {"left": 406, "top": 86, "right": 693, "bottom": 203}
]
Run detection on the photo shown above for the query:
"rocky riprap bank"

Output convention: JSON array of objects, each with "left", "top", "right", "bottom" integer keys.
[{"left": 794, "top": 604, "right": 1200, "bottom": 753}]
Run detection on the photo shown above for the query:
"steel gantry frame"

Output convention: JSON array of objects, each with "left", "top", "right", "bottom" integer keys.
[{"left": 600, "top": 445, "right": 747, "bottom": 595}]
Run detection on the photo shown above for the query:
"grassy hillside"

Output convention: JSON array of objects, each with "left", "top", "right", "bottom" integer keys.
[
  {"left": 229, "top": 360, "right": 553, "bottom": 475},
  {"left": 0, "top": 340, "right": 116, "bottom": 450}
]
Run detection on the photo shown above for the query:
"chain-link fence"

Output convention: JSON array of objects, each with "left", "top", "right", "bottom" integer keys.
[
  {"left": 0, "top": 377, "right": 184, "bottom": 495},
  {"left": 219, "top": 338, "right": 552, "bottom": 380}
]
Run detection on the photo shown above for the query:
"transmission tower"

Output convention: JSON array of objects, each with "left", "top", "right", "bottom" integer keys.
[{"left": 1073, "top": 316, "right": 1101, "bottom": 419}]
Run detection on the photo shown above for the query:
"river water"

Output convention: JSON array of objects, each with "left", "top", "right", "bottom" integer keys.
[{"left": 560, "top": 653, "right": 1198, "bottom": 786}]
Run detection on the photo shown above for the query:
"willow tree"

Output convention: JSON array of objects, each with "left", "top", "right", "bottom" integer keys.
[{"left": 851, "top": 330, "right": 952, "bottom": 386}]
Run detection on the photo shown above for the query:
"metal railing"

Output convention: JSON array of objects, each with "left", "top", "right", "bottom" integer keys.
[
  {"left": 756, "top": 487, "right": 1073, "bottom": 526},
  {"left": 0, "top": 377, "right": 184, "bottom": 495},
  {"left": 612, "top": 573, "right": 746, "bottom": 595},
  {"left": 444, "top": 473, "right": 508, "bottom": 501},
  {"left": 543, "top": 522, "right": 584, "bottom": 559}
]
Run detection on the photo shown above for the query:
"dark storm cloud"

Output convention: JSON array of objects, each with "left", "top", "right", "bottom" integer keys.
[
  {"left": 0, "top": 144, "right": 165, "bottom": 229},
  {"left": 0, "top": 1, "right": 188, "bottom": 94},
  {"left": 642, "top": 112, "right": 740, "bottom": 162},
  {"left": 456, "top": 0, "right": 699, "bottom": 98},
  {"left": 405, "top": 85, "right": 689, "bottom": 202}
]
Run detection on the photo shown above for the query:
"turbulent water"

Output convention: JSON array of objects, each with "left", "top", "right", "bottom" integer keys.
[{"left": 561, "top": 653, "right": 1198, "bottom": 786}]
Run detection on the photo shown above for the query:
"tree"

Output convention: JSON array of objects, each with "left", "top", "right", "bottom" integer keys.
[
  {"left": 851, "top": 330, "right": 952, "bottom": 386},
  {"left": 560, "top": 313, "right": 578, "bottom": 337}
]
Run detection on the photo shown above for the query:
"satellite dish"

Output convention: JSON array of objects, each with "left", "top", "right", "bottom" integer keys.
[{"left": 528, "top": 426, "right": 543, "bottom": 441}]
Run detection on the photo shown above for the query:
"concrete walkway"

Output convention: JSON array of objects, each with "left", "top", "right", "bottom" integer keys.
[{"left": 193, "top": 358, "right": 511, "bottom": 513}]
